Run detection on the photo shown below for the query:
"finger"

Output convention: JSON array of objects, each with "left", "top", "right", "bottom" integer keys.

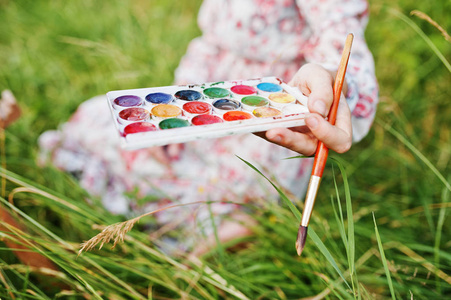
[
  {"left": 265, "top": 127, "right": 318, "bottom": 156},
  {"left": 254, "top": 126, "right": 310, "bottom": 141},
  {"left": 291, "top": 64, "right": 334, "bottom": 117},
  {"left": 306, "top": 73, "right": 334, "bottom": 117},
  {"left": 304, "top": 104, "right": 352, "bottom": 154},
  {"left": 282, "top": 125, "right": 311, "bottom": 134}
]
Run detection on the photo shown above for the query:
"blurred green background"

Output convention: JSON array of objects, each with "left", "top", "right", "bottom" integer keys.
[{"left": 1, "top": 0, "right": 450, "bottom": 299}]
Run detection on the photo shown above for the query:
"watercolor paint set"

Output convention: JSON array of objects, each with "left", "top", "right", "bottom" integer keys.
[{"left": 106, "top": 77, "right": 309, "bottom": 150}]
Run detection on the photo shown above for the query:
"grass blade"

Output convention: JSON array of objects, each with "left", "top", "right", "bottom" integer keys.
[
  {"left": 372, "top": 213, "right": 396, "bottom": 300},
  {"left": 434, "top": 185, "right": 449, "bottom": 292},
  {"left": 379, "top": 121, "right": 451, "bottom": 192},
  {"left": 331, "top": 158, "right": 355, "bottom": 277},
  {"left": 0, "top": 197, "right": 104, "bottom": 299},
  {"left": 237, "top": 156, "right": 351, "bottom": 290},
  {"left": 331, "top": 158, "right": 360, "bottom": 298},
  {"left": 330, "top": 192, "right": 348, "bottom": 250},
  {"left": 389, "top": 8, "right": 451, "bottom": 73}
]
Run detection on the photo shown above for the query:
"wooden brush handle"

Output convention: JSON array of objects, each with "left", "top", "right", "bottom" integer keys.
[{"left": 311, "top": 34, "right": 354, "bottom": 177}]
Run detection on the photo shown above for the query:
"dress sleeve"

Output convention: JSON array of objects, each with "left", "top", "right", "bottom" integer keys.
[{"left": 296, "top": 0, "right": 379, "bottom": 142}]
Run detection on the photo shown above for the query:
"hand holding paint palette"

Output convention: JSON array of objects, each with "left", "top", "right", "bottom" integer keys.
[{"left": 107, "top": 77, "right": 309, "bottom": 150}]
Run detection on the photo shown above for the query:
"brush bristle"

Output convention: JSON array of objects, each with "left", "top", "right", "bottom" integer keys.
[{"left": 295, "top": 225, "right": 308, "bottom": 256}]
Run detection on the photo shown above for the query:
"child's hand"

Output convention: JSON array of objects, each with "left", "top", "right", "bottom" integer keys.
[{"left": 261, "top": 63, "right": 352, "bottom": 155}]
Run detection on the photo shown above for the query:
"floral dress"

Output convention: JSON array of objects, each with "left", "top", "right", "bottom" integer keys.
[{"left": 39, "top": 0, "right": 378, "bottom": 250}]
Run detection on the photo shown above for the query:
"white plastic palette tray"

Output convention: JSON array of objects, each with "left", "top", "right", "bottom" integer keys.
[{"left": 106, "top": 76, "right": 309, "bottom": 150}]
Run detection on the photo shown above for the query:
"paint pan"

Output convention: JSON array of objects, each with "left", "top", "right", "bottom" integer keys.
[
  {"left": 145, "top": 92, "right": 173, "bottom": 106},
  {"left": 118, "top": 107, "right": 150, "bottom": 125},
  {"left": 241, "top": 96, "right": 269, "bottom": 111},
  {"left": 212, "top": 99, "right": 241, "bottom": 115},
  {"left": 230, "top": 85, "right": 257, "bottom": 99},
  {"left": 159, "top": 118, "right": 190, "bottom": 130},
  {"left": 253, "top": 107, "right": 282, "bottom": 118},
  {"left": 203, "top": 87, "right": 230, "bottom": 101},
  {"left": 256, "top": 82, "right": 283, "bottom": 97},
  {"left": 151, "top": 104, "right": 182, "bottom": 121},
  {"left": 183, "top": 101, "right": 212, "bottom": 118},
  {"left": 192, "top": 114, "right": 223, "bottom": 126},
  {"left": 106, "top": 76, "right": 310, "bottom": 149},
  {"left": 174, "top": 90, "right": 203, "bottom": 101},
  {"left": 123, "top": 122, "right": 157, "bottom": 136},
  {"left": 113, "top": 95, "right": 143, "bottom": 111},
  {"left": 223, "top": 111, "right": 253, "bottom": 122},
  {"left": 268, "top": 92, "right": 296, "bottom": 108}
]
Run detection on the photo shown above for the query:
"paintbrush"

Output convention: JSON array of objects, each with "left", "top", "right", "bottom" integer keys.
[{"left": 296, "top": 33, "right": 354, "bottom": 256}]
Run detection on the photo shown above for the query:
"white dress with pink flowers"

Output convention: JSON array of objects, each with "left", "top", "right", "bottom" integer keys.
[{"left": 39, "top": 0, "right": 378, "bottom": 247}]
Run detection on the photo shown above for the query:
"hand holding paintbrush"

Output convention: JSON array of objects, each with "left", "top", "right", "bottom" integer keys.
[
  {"left": 296, "top": 34, "right": 354, "bottom": 255},
  {"left": 264, "top": 34, "right": 354, "bottom": 255}
]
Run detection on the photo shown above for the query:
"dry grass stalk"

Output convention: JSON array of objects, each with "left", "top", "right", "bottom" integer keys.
[
  {"left": 0, "top": 270, "right": 16, "bottom": 299},
  {"left": 78, "top": 200, "right": 206, "bottom": 256},
  {"left": 411, "top": 10, "right": 451, "bottom": 42},
  {"left": 7, "top": 185, "right": 83, "bottom": 213},
  {"left": 79, "top": 216, "right": 140, "bottom": 255},
  {"left": 386, "top": 241, "right": 451, "bottom": 285}
]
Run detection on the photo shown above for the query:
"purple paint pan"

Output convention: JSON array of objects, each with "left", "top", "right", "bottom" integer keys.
[{"left": 113, "top": 95, "right": 143, "bottom": 110}]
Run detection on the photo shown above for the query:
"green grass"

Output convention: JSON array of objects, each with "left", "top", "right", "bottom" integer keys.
[{"left": 1, "top": 0, "right": 451, "bottom": 299}]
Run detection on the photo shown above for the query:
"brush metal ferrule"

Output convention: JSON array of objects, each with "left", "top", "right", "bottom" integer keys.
[{"left": 301, "top": 175, "right": 322, "bottom": 227}]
